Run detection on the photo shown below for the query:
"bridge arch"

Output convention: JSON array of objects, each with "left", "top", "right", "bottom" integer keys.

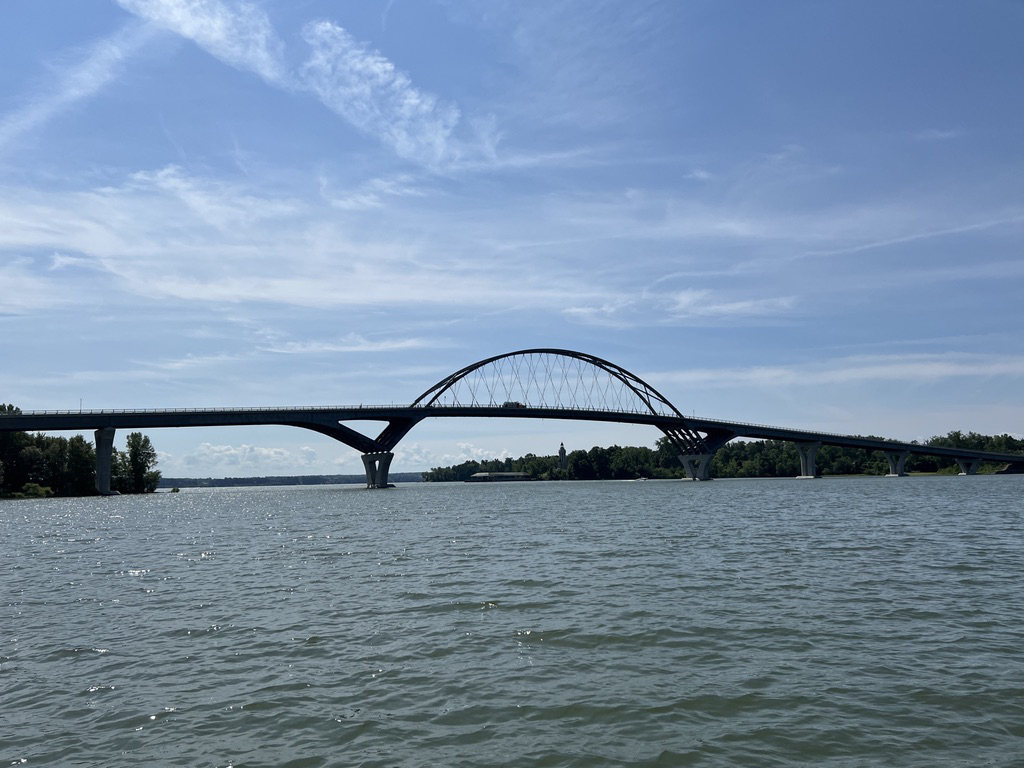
[
  {"left": 408, "top": 348, "right": 714, "bottom": 457},
  {"left": 412, "top": 349, "right": 678, "bottom": 413}
]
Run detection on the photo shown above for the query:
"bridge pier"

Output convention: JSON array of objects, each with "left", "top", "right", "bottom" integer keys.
[
  {"left": 95, "top": 427, "right": 116, "bottom": 495},
  {"left": 679, "top": 453, "right": 714, "bottom": 481},
  {"left": 362, "top": 451, "right": 395, "bottom": 488},
  {"left": 956, "top": 457, "right": 983, "bottom": 476},
  {"left": 884, "top": 450, "right": 909, "bottom": 477},
  {"left": 796, "top": 441, "right": 821, "bottom": 478}
]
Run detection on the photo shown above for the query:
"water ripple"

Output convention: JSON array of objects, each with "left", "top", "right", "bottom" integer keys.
[{"left": 3, "top": 477, "right": 1024, "bottom": 766}]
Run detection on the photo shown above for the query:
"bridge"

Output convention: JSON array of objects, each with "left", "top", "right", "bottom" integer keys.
[{"left": 2, "top": 349, "right": 1022, "bottom": 492}]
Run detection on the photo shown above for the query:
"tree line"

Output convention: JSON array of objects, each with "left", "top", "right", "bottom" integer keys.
[
  {"left": 421, "top": 430, "right": 1024, "bottom": 482},
  {"left": 0, "top": 404, "right": 161, "bottom": 497}
]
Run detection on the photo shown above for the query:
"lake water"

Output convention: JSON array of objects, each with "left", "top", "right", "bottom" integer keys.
[{"left": 3, "top": 476, "right": 1024, "bottom": 767}]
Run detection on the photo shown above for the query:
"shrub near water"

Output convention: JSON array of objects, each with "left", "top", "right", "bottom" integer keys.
[{"left": 14, "top": 482, "right": 54, "bottom": 498}]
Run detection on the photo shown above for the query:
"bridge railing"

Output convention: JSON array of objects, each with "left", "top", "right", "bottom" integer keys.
[
  {"left": 7, "top": 403, "right": 674, "bottom": 417},
  {"left": 7, "top": 405, "right": 394, "bottom": 416}
]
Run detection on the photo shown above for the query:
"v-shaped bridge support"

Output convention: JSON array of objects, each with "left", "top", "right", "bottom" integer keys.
[
  {"left": 293, "top": 414, "right": 422, "bottom": 488},
  {"left": 662, "top": 426, "right": 737, "bottom": 481}
]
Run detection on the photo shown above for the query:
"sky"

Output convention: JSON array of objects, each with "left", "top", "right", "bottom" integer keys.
[{"left": 2, "top": 0, "right": 1023, "bottom": 478}]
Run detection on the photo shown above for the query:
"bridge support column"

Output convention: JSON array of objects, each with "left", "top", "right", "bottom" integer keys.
[
  {"left": 94, "top": 427, "right": 116, "bottom": 495},
  {"left": 884, "top": 450, "right": 909, "bottom": 477},
  {"left": 362, "top": 452, "right": 394, "bottom": 488},
  {"left": 678, "top": 453, "right": 714, "bottom": 481},
  {"left": 796, "top": 441, "right": 821, "bottom": 479},
  {"left": 956, "top": 457, "right": 982, "bottom": 476}
]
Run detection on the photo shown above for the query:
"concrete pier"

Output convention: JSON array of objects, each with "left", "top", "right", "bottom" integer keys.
[
  {"left": 362, "top": 451, "right": 394, "bottom": 488},
  {"left": 94, "top": 427, "right": 116, "bottom": 495},
  {"left": 884, "top": 450, "right": 909, "bottom": 477},
  {"left": 956, "top": 457, "right": 982, "bottom": 475},
  {"left": 795, "top": 441, "right": 821, "bottom": 478},
  {"left": 679, "top": 453, "right": 714, "bottom": 481}
]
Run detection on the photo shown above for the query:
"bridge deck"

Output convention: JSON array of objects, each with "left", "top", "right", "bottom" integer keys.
[{"left": 2, "top": 406, "right": 1023, "bottom": 465}]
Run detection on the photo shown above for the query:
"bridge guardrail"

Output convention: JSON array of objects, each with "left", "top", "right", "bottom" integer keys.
[
  {"left": 7, "top": 405, "right": 398, "bottom": 416},
  {"left": 7, "top": 403, "right": 673, "bottom": 417}
]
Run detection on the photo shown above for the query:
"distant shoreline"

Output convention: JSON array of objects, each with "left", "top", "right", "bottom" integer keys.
[
  {"left": 159, "top": 472, "right": 424, "bottom": 489},
  {"left": 155, "top": 470, "right": 1013, "bottom": 490}
]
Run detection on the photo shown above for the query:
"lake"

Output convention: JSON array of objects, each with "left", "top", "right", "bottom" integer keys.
[{"left": 3, "top": 476, "right": 1023, "bottom": 766}]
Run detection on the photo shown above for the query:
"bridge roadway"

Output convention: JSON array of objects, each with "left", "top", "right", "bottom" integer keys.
[{"left": 3, "top": 404, "right": 1023, "bottom": 491}]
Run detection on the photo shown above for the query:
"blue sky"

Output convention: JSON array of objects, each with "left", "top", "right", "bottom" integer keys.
[{"left": 2, "top": 0, "right": 1023, "bottom": 477}]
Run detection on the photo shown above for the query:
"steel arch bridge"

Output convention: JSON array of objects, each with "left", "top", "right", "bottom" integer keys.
[
  {"left": 407, "top": 348, "right": 714, "bottom": 453},
  {"left": 364, "top": 348, "right": 723, "bottom": 486},
  {"left": 3, "top": 348, "right": 1023, "bottom": 491}
]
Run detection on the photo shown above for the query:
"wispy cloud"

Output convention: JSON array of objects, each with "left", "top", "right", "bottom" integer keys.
[
  {"left": 801, "top": 213, "right": 1024, "bottom": 260},
  {"left": 49, "top": 252, "right": 104, "bottom": 271},
  {"left": 115, "top": 0, "right": 479, "bottom": 167},
  {"left": 562, "top": 299, "right": 637, "bottom": 328},
  {"left": 140, "top": 351, "right": 247, "bottom": 372},
  {"left": 381, "top": 0, "right": 397, "bottom": 32},
  {"left": 2, "top": 2, "right": 669, "bottom": 171},
  {"left": 914, "top": 128, "right": 961, "bottom": 141},
  {"left": 563, "top": 286, "right": 796, "bottom": 329},
  {"left": 128, "top": 164, "right": 299, "bottom": 229},
  {"left": 320, "top": 174, "right": 425, "bottom": 211},
  {"left": 300, "top": 20, "right": 461, "bottom": 166},
  {"left": 115, "top": 0, "right": 286, "bottom": 83},
  {"left": 0, "top": 22, "right": 153, "bottom": 149},
  {"left": 669, "top": 294, "right": 795, "bottom": 320},
  {"left": 0, "top": 166, "right": 606, "bottom": 312},
  {"left": 260, "top": 333, "right": 434, "bottom": 354}
]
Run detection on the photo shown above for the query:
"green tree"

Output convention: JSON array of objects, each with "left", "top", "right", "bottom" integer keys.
[
  {"left": 0, "top": 404, "right": 21, "bottom": 492},
  {"left": 0, "top": 432, "right": 32, "bottom": 493},
  {"left": 566, "top": 449, "right": 595, "bottom": 480},
  {"left": 610, "top": 445, "right": 655, "bottom": 479},
  {"left": 111, "top": 449, "right": 129, "bottom": 493},
  {"left": 41, "top": 437, "right": 70, "bottom": 495},
  {"left": 126, "top": 432, "right": 160, "bottom": 493},
  {"left": 588, "top": 446, "right": 612, "bottom": 478},
  {"left": 111, "top": 432, "right": 160, "bottom": 493},
  {"left": 66, "top": 435, "right": 96, "bottom": 495},
  {"left": 422, "top": 459, "right": 482, "bottom": 482},
  {"left": 18, "top": 445, "right": 46, "bottom": 485}
]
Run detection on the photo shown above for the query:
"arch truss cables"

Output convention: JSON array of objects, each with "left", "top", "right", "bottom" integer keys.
[{"left": 410, "top": 348, "right": 714, "bottom": 454}]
